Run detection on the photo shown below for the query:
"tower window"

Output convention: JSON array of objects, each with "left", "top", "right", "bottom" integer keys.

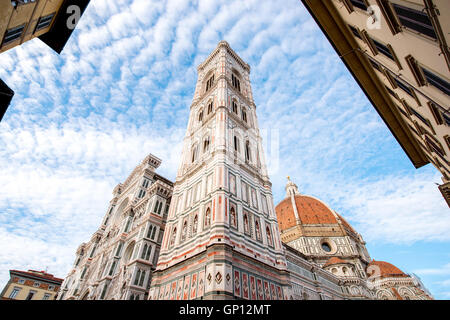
[
  {"left": 198, "top": 111, "right": 203, "bottom": 122},
  {"left": 193, "top": 214, "right": 198, "bottom": 234},
  {"left": 232, "top": 100, "right": 238, "bottom": 114},
  {"left": 191, "top": 145, "right": 198, "bottom": 163},
  {"left": 245, "top": 141, "right": 251, "bottom": 162},
  {"left": 232, "top": 74, "right": 241, "bottom": 91},
  {"left": 205, "top": 74, "right": 215, "bottom": 92},
  {"left": 207, "top": 101, "right": 213, "bottom": 115},
  {"left": 266, "top": 226, "right": 273, "bottom": 247},
  {"left": 233, "top": 136, "right": 240, "bottom": 153},
  {"left": 203, "top": 137, "right": 210, "bottom": 153},
  {"left": 242, "top": 109, "right": 247, "bottom": 123},
  {"left": 204, "top": 207, "right": 211, "bottom": 228}
]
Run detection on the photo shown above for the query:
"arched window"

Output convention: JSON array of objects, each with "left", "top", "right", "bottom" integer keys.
[
  {"left": 141, "top": 244, "right": 148, "bottom": 260},
  {"left": 230, "top": 207, "right": 237, "bottom": 228},
  {"left": 192, "top": 214, "right": 198, "bottom": 235},
  {"left": 139, "top": 270, "right": 146, "bottom": 287},
  {"left": 134, "top": 270, "right": 141, "bottom": 286},
  {"left": 245, "top": 141, "right": 251, "bottom": 162},
  {"left": 170, "top": 227, "right": 177, "bottom": 247},
  {"left": 129, "top": 294, "right": 135, "bottom": 300},
  {"left": 191, "top": 145, "right": 198, "bottom": 163},
  {"left": 204, "top": 207, "right": 211, "bottom": 227},
  {"left": 266, "top": 226, "right": 273, "bottom": 247},
  {"left": 232, "top": 100, "right": 238, "bottom": 114},
  {"left": 146, "top": 225, "right": 153, "bottom": 239},
  {"left": 198, "top": 111, "right": 203, "bottom": 122},
  {"left": 234, "top": 136, "right": 239, "bottom": 153},
  {"left": 206, "top": 74, "right": 215, "bottom": 92},
  {"left": 181, "top": 220, "right": 187, "bottom": 241},
  {"left": 242, "top": 109, "right": 247, "bottom": 123},
  {"left": 203, "top": 137, "right": 210, "bottom": 153},
  {"left": 207, "top": 101, "right": 213, "bottom": 115},
  {"left": 243, "top": 214, "right": 249, "bottom": 234},
  {"left": 255, "top": 219, "right": 261, "bottom": 240},
  {"left": 231, "top": 73, "right": 241, "bottom": 91},
  {"left": 145, "top": 245, "right": 151, "bottom": 260}
]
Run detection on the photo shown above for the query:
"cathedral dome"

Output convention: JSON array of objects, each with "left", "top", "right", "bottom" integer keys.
[
  {"left": 276, "top": 194, "right": 338, "bottom": 230},
  {"left": 367, "top": 260, "right": 408, "bottom": 278}
]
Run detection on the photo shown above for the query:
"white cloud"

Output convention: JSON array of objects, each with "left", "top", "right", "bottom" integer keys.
[{"left": 0, "top": 0, "right": 448, "bottom": 299}]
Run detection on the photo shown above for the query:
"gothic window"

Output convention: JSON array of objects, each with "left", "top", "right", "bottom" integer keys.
[
  {"left": 192, "top": 214, "right": 198, "bottom": 235},
  {"left": 140, "top": 244, "right": 147, "bottom": 259},
  {"left": 245, "top": 141, "right": 251, "bottom": 162},
  {"left": 266, "top": 226, "right": 273, "bottom": 247},
  {"left": 251, "top": 188, "right": 258, "bottom": 209},
  {"left": 108, "top": 260, "right": 117, "bottom": 276},
  {"left": 242, "top": 109, "right": 247, "bottom": 123},
  {"left": 230, "top": 206, "right": 237, "bottom": 228},
  {"left": 204, "top": 207, "right": 211, "bottom": 228},
  {"left": 129, "top": 294, "right": 135, "bottom": 300},
  {"left": 146, "top": 225, "right": 154, "bottom": 239},
  {"left": 141, "top": 244, "right": 152, "bottom": 260},
  {"left": 198, "top": 111, "right": 203, "bottom": 122},
  {"left": 203, "top": 137, "right": 210, "bottom": 153},
  {"left": 157, "top": 201, "right": 163, "bottom": 215},
  {"left": 170, "top": 226, "right": 177, "bottom": 247},
  {"left": 181, "top": 220, "right": 188, "bottom": 241},
  {"left": 242, "top": 182, "right": 248, "bottom": 203},
  {"left": 205, "top": 74, "right": 215, "bottom": 92},
  {"left": 255, "top": 219, "right": 261, "bottom": 241},
  {"left": 137, "top": 189, "right": 146, "bottom": 199},
  {"left": 261, "top": 194, "right": 268, "bottom": 215},
  {"left": 124, "top": 216, "right": 133, "bottom": 233},
  {"left": 115, "top": 242, "right": 124, "bottom": 257},
  {"left": 153, "top": 200, "right": 160, "bottom": 214},
  {"left": 191, "top": 145, "right": 198, "bottom": 163},
  {"left": 229, "top": 173, "right": 236, "bottom": 195},
  {"left": 232, "top": 73, "right": 241, "bottom": 91},
  {"left": 141, "top": 178, "right": 150, "bottom": 188},
  {"left": 232, "top": 100, "right": 238, "bottom": 114},
  {"left": 243, "top": 213, "right": 249, "bottom": 235},
  {"left": 100, "top": 283, "right": 109, "bottom": 300},
  {"left": 140, "top": 270, "right": 147, "bottom": 286},
  {"left": 207, "top": 101, "right": 213, "bottom": 115},
  {"left": 234, "top": 136, "right": 240, "bottom": 153},
  {"left": 134, "top": 270, "right": 141, "bottom": 285}
]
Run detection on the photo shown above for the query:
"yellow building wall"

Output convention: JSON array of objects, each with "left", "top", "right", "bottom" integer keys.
[{"left": 0, "top": 0, "right": 64, "bottom": 53}]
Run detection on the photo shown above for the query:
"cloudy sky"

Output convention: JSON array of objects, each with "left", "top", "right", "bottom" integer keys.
[{"left": 1, "top": 0, "right": 449, "bottom": 299}]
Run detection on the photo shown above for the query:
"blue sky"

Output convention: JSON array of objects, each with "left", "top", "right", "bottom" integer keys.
[{"left": 0, "top": 0, "right": 449, "bottom": 299}]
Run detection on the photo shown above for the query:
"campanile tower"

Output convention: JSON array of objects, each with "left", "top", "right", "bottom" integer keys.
[{"left": 149, "top": 41, "right": 289, "bottom": 300}]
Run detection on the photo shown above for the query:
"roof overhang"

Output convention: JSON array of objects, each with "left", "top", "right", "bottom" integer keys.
[
  {"left": 299, "top": 0, "right": 429, "bottom": 168},
  {"left": 38, "top": 0, "right": 91, "bottom": 54},
  {"left": 0, "top": 78, "right": 14, "bottom": 121}
]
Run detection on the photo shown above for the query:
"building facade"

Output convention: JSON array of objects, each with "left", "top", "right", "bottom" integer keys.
[
  {"left": 0, "top": 269, "right": 62, "bottom": 300},
  {"left": 57, "top": 154, "right": 173, "bottom": 300},
  {"left": 300, "top": 0, "right": 450, "bottom": 206},
  {"left": 59, "top": 41, "right": 434, "bottom": 300}
]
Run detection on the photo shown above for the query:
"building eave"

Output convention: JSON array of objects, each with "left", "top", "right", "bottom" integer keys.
[
  {"left": 38, "top": 0, "right": 91, "bottom": 54},
  {"left": 299, "top": 0, "right": 429, "bottom": 169}
]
